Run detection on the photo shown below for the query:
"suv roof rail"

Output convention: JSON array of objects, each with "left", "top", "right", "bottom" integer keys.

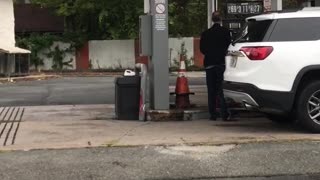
[
  {"left": 263, "top": 8, "right": 303, "bottom": 14},
  {"left": 302, "top": 7, "right": 320, "bottom": 11}
]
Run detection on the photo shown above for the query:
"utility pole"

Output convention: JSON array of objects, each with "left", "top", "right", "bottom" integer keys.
[
  {"left": 272, "top": 0, "right": 283, "bottom": 11},
  {"left": 144, "top": 0, "right": 150, "bottom": 13},
  {"left": 143, "top": 0, "right": 170, "bottom": 110},
  {"left": 207, "top": 0, "right": 218, "bottom": 28}
]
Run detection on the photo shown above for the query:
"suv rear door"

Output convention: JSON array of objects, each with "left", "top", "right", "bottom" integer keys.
[
  {"left": 264, "top": 17, "right": 320, "bottom": 91},
  {"left": 225, "top": 19, "right": 276, "bottom": 89},
  {"left": 225, "top": 17, "right": 320, "bottom": 92}
]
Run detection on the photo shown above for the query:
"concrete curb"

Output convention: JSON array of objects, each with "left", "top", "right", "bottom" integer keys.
[
  {"left": 0, "top": 75, "right": 61, "bottom": 84},
  {"left": 170, "top": 71, "right": 205, "bottom": 78},
  {"left": 147, "top": 107, "right": 265, "bottom": 121},
  {"left": 39, "top": 72, "right": 124, "bottom": 77},
  {"left": 0, "top": 71, "right": 204, "bottom": 84},
  {"left": 104, "top": 139, "right": 320, "bottom": 148},
  {"left": 5, "top": 139, "right": 320, "bottom": 152}
]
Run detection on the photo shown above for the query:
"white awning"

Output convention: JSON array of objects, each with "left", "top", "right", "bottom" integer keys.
[{"left": 0, "top": 45, "right": 31, "bottom": 54}]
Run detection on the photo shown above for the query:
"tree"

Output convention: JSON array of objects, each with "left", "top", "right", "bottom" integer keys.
[
  {"left": 47, "top": 46, "right": 73, "bottom": 71},
  {"left": 283, "top": 0, "right": 301, "bottom": 9},
  {"left": 169, "top": 0, "right": 207, "bottom": 37},
  {"left": 30, "top": 0, "right": 305, "bottom": 40},
  {"left": 31, "top": 0, "right": 143, "bottom": 41},
  {"left": 30, "top": 0, "right": 208, "bottom": 39},
  {"left": 16, "top": 34, "right": 56, "bottom": 72}
]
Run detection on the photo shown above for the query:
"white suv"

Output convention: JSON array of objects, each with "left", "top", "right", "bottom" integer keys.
[{"left": 223, "top": 7, "right": 320, "bottom": 132}]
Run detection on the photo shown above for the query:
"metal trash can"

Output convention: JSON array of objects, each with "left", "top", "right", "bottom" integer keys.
[{"left": 115, "top": 76, "right": 140, "bottom": 120}]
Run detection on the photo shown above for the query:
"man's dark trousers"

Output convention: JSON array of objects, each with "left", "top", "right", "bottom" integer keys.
[{"left": 206, "top": 65, "right": 228, "bottom": 119}]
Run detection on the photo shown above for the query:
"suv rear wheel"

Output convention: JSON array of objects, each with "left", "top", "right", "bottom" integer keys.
[{"left": 296, "top": 81, "right": 320, "bottom": 133}]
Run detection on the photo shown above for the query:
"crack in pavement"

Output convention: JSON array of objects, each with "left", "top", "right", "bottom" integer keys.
[{"left": 106, "top": 122, "right": 152, "bottom": 146}]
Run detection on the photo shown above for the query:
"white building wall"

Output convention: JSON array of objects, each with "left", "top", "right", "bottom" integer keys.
[
  {"left": 0, "top": 0, "right": 15, "bottom": 48},
  {"left": 89, "top": 40, "right": 135, "bottom": 69},
  {"left": 36, "top": 42, "right": 76, "bottom": 71},
  {"left": 30, "top": 38, "right": 196, "bottom": 70}
]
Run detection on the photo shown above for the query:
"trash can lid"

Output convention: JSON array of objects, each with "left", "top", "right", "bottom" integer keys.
[
  {"left": 116, "top": 76, "right": 140, "bottom": 85},
  {"left": 124, "top": 70, "right": 136, "bottom": 76}
]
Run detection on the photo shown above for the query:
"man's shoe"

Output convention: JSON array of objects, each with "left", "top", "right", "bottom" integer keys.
[
  {"left": 222, "top": 113, "right": 237, "bottom": 122},
  {"left": 209, "top": 116, "right": 217, "bottom": 121}
]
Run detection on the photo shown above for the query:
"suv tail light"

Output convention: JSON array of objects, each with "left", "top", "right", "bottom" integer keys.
[{"left": 240, "top": 46, "right": 273, "bottom": 61}]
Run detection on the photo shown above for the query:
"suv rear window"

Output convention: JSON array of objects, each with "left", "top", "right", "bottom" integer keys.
[
  {"left": 234, "top": 20, "right": 273, "bottom": 43},
  {"left": 268, "top": 17, "right": 320, "bottom": 41}
]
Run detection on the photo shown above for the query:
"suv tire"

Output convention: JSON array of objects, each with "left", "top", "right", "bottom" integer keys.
[{"left": 296, "top": 81, "right": 320, "bottom": 133}]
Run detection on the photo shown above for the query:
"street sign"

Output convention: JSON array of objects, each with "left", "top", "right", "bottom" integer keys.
[
  {"left": 155, "top": 3, "right": 165, "bottom": 14},
  {"left": 264, "top": 0, "right": 272, "bottom": 12},
  {"left": 227, "top": 2, "right": 263, "bottom": 15},
  {"left": 154, "top": 1, "right": 167, "bottom": 31}
]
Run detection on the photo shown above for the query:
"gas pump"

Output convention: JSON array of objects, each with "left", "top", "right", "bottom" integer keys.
[{"left": 139, "top": 0, "right": 170, "bottom": 113}]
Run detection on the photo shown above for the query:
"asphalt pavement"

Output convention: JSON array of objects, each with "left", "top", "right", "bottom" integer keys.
[
  {"left": 0, "top": 76, "right": 206, "bottom": 106},
  {"left": 0, "top": 142, "right": 320, "bottom": 180},
  {"left": 1, "top": 74, "right": 319, "bottom": 180}
]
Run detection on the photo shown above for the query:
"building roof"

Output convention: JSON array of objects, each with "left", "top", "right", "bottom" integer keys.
[
  {"left": 0, "top": 44, "right": 31, "bottom": 54},
  {"left": 14, "top": 4, "right": 64, "bottom": 33}
]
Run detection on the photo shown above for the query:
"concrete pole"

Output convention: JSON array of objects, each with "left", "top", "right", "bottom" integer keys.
[
  {"left": 144, "top": 0, "right": 150, "bottom": 13},
  {"left": 207, "top": 0, "right": 216, "bottom": 28},
  {"left": 216, "top": 0, "right": 218, "bottom": 11},
  {"left": 272, "top": 0, "right": 283, "bottom": 11},
  {"left": 277, "top": 0, "right": 283, "bottom": 10},
  {"left": 28, "top": 54, "right": 30, "bottom": 74}
]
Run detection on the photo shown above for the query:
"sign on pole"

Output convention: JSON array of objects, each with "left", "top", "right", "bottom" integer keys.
[{"left": 264, "top": 0, "right": 272, "bottom": 12}]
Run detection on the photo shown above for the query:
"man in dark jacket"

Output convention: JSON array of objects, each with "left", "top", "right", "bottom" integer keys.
[{"left": 200, "top": 12, "right": 231, "bottom": 121}]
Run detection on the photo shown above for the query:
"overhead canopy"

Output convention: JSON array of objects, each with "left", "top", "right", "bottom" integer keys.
[{"left": 0, "top": 45, "right": 31, "bottom": 54}]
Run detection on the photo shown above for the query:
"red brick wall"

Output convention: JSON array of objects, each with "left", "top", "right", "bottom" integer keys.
[
  {"left": 76, "top": 42, "right": 89, "bottom": 71},
  {"left": 134, "top": 39, "right": 149, "bottom": 65},
  {"left": 193, "top": 37, "right": 204, "bottom": 67}
]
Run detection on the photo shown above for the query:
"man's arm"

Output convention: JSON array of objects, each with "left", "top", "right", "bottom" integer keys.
[
  {"left": 200, "top": 33, "right": 207, "bottom": 55},
  {"left": 226, "top": 30, "right": 231, "bottom": 45},
  {"left": 223, "top": 29, "right": 232, "bottom": 53}
]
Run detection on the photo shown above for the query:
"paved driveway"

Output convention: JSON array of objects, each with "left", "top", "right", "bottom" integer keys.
[
  {"left": 1, "top": 104, "right": 318, "bottom": 151},
  {"left": 0, "top": 76, "right": 206, "bottom": 106},
  {"left": 1, "top": 142, "right": 320, "bottom": 180}
]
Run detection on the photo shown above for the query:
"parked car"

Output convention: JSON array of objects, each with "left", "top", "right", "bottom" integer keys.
[{"left": 224, "top": 7, "right": 320, "bottom": 132}]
